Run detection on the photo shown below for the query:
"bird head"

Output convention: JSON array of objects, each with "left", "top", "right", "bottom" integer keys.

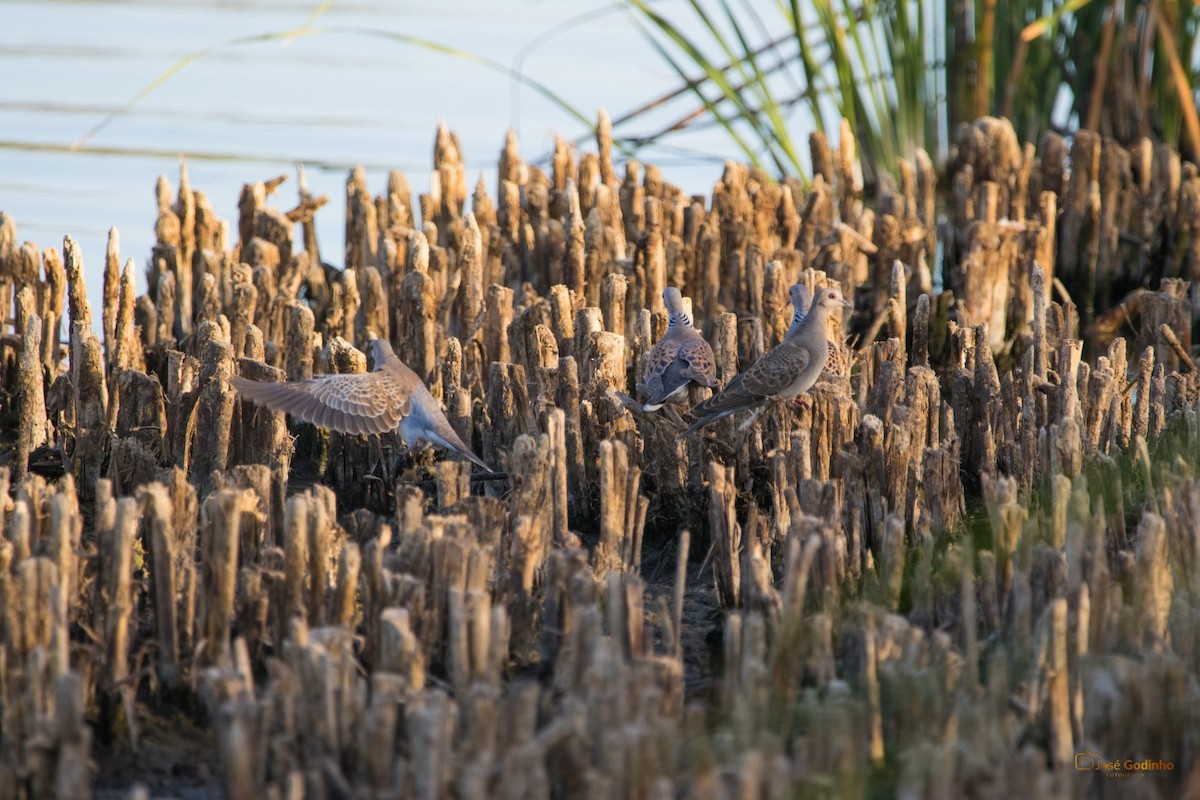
[
  {"left": 366, "top": 338, "right": 395, "bottom": 369},
  {"left": 810, "top": 286, "right": 853, "bottom": 314}
]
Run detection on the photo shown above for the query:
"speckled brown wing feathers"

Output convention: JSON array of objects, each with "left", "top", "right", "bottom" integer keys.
[
  {"left": 688, "top": 340, "right": 811, "bottom": 419},
  {"left": 229, "top": 371, "right": 409, "bottom": 436},
  {"left": 741, "top": 340, "right": 811, "bottom": 395},
  {"left": 230, "top": 339, "right": 493, "bottom": 470},
  {"left": 676, "top": 336, "right": 716, "bottom": 388},
  {"left": 642, "top": 336, "right": 682, "bottom": 405},
  {"left": 644, "top": 331, "right": 717, "bottom": 406}
]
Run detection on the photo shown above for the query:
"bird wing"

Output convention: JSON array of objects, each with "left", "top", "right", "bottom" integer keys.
[
  {"left": 230, "top": 371, "right": 409, "bottom": 436},
  {"left": 687, "top": 372, "right": 757, "bottom": 421},
  {"left": 687, "top": 341, "right": 810, "bottom": 418},
  {"left": 676, "top": 334, "right": 717, "bottom": 388},
  {"left": 679, "top": 372, "right": 759, "bottom": 436},
  {"left": 645, "top": 331, "right": 717, "bottom": 406},
  {"left": 741, "top": 340, "right": 811, "bottom": 395},
  {"left": 681, "top": 342, "right": 812, "bottom": 437},
  {"left": 642, "top": 334, "right": 682, "bottom": 405}
]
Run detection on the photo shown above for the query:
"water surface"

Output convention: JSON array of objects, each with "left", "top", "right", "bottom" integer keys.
[{"left": 1, "top": 0, "right": 745, "bottom": 315}]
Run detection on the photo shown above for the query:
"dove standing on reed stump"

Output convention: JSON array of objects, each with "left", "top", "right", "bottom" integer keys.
[
  {"left": 615, "top": 286, "right": 717, "bottom": 425},
  {"left": 681, "top": 285, "right": 851, "bottom": 436},
  {"left": 785, "top": 282, "right": 848, "bottom": 383},
  {"left": 230, "top": 338, "right": 492, "bottom": 471}
]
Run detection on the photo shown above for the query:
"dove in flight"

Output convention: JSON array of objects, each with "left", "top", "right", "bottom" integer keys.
[
  {"left": 681, "top": 285, "right": 851, "bottom": 436},
  {"left": 229, "top": 338, "right": 491, "bottom": 471}
]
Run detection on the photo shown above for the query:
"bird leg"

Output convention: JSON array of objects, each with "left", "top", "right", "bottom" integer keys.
[
  {"left": 788, "top": 393, "right": 816, "bottom": 413},
  {"left": 391, "top": 438, "right": 423, "bottom": 476},
  {"left": 371, "top": 435, "right": 392, "bottom": 486},
  {"left": 360, "top": 436, "right": 392, "bottom": 502}
]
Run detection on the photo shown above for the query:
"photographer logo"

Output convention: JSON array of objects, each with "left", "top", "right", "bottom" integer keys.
[{"left": 1074, "top": 750, "right": 1174, "bottom": 778}]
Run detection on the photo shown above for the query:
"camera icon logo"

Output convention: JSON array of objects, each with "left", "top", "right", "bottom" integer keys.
[{"left": 1075, "top": 750, "right": 1102, "bottom": 771}]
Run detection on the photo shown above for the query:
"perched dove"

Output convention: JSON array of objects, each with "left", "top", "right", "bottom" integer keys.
[
  {"left": 229, "top": 338, "right": 491, "bottom": 471},
  {"left": 681, "top": 285, "right": 851, "bottom": 436},
  {"left": 787, "top": 282, "right": 853, "bottom": 379},
  {"left": 615, "top": 287, "right": 717, "bottom": 424}
]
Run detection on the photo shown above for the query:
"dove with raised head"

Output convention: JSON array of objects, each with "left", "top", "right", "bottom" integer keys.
[
  {"left": 681, "top": 285, "right": 851, "bottom": 436},
  {"left": 229, "top": 338, "right": 491, "bottom": 471},
  {"left": 615, "top": 287, "right": 716, "bottom": 422}
]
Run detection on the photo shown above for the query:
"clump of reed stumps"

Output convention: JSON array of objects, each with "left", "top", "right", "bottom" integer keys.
[{"left": 3, "top": 114, "right": 1200, "bottom": 798}]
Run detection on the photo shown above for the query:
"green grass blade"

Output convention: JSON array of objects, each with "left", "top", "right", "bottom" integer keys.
[
  {"left": 1022, "top": 0, "right": 1100, "bottom": 41},
  {"left": 677, "top": 0, "right": 786, "bottom": 169},
  {"left": 625, "top": 0, "right": 787, "bottom": 173},
  {"left": 292, "top": 0, "right": 334, "bottom": 40},
  {"left": 629, "top": 14, "right": 768, "bottom": 170},
  {"left": 786, "top": 0, "right": 835, "bottom": 135},
  {"left": 633, "top": 0, "right": 777, "bottom": 141},
  {"left": 715, "top": 0, "right": 804, "bottom": 173},
  {"left": 848, "top": 0, "right": 894, "bottom": 152}
]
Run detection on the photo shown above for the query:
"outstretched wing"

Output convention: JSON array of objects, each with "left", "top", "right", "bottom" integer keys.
[{"left": 230, "top": 371, "right": 409, "bottom": 436}]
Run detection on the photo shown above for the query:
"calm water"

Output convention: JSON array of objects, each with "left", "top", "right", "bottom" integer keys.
[{"left": 0, "top": 0, "right": 752, "bottom": 318}]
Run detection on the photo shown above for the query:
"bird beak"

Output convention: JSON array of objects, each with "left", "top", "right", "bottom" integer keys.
[{"left": 840, "top": 299, "right": 853, "bottom": 309}]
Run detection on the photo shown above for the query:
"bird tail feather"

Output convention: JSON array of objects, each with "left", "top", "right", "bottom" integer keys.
[
  {"left": 611, "top": 391, "right": 646, "bottom": 412},
  {"left": 678, "top": 405, "right": 745, "bottom": 437},
  {"left": 428, "top": 422, "right": 493, "bottom": 473}
]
